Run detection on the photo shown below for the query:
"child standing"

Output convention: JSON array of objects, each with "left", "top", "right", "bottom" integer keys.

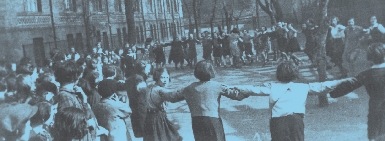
[
  {"left": 93, "top": 65, "right": 132, "bottom": 141},
  {"left": 236, "top": 61, "right": 354, "bottom": 141}
]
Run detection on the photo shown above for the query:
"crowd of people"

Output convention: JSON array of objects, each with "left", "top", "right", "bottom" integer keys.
[{"left": 0, "top": 14, "right": 384, "bottom": 141}]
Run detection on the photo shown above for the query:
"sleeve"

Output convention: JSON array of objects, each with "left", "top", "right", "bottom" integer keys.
[
  {"left": 329, "top": 73, "right": 365, "bottom": 98},
  {"left": 158, "top": 87, "right": 185, "bottom": 103},
  {"left": 308, "top": 78, "right": 356, "bottom": 95},
  {"left": 378, "top": 24, "right": 385, "bottom": 33},
  {"left": 234, "top": 83, "right": 272, "bottom": 96},
  {"left": 219, "top": 83, "right": 266, "bottom": 101}
]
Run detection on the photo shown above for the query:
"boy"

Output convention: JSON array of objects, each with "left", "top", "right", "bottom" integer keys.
[{"left": 93, "top": 64, "right": 132, "bottom": 141}]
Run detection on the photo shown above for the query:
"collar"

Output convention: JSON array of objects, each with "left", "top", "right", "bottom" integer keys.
[
  {"left": 59, "top": 83, "right": 76, "bottom": 93},
  {"left": 372, "top": 62, "right": 385, "bottom": 68}
]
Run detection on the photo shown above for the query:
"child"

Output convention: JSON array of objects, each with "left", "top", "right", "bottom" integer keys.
[
  {"left": 236, "top": 61, "right": 354, "bottom": 141},
  {"left": 329, "top": 43, "right": 385, "bottom": 141},
  {"left": 93, "top": 64, "right": 132, "bottom": 141},
  {"left": 143, "top": 67, "right": 183, "bottom": 141},
  {"left": 151, "top": 60, "right": 250, "bottom": 141}
]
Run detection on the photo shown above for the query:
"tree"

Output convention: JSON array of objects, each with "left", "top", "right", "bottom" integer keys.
[
  {"left": 315, "top": 0, "right": 330, "bottom": 107},
  {"left": 209, "top": 0, "right": 218, "bottom": 38},
  {"left": 221, "top": 0, "right": 233, "bottom": 33},
  {"left": 124, "top": 0, "right": 136, "bottom": 45},
  {"left": 182, "top": 0, "right": 194, "bottom": 34},
  {"left": 256, "top": 0, "right": 284, "bottom": 25},
  {"left": 193, "top": 0, "right": 204, "bottom": 38}
]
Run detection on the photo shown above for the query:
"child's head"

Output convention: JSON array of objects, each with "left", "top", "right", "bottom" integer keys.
[
  {"left": 276, "top": 61, "right": 299, "bottom": 83},
  {"left": 54, "top": 60, "right": 82, "bottom": 84},
  {"left": 194, "top": 60, "right": 216, "bottom": 81},
  {"left": 102, "top": 64, "right": 116, "bottom": 78},
  {"left": 52, "top": 107, "right": 88, "bottom": 140},
  {"left": 153, "top": 68, "right": 170, "bottom": 87},
  {"left": 98, "top": 79, "right": 118, "bottom": 99},
  {"left": 367, "top": 43, "right": 385, "bottom": 64}
]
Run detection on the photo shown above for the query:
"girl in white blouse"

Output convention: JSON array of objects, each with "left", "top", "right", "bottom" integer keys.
[{"left": 236, "top": 61, "right": 354, "bottom": 141}]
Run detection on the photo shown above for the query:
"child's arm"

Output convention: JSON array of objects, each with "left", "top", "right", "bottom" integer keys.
[
  {"left": 159, "top": 87, "right": 184, "bottom": 103},
  {"left": 234, "top": 83, "right": 271, "bottom": 96},
  {"left": 220, "top": 83, "right": 270, "bottom": 101},
  {"left": 308, "top": 78, "right": 356, "bottom": 95}
]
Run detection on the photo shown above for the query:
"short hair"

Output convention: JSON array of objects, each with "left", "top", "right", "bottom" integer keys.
[
  {"left": 52, "top": 107, "right": 88, "bottom": 140},
  {"left": 102, "top": 64, "right": 116, "bottom": 77},
  {"left": 54, "top": 61, "right": 81, "bottom": 84},
  {"left": 194, "top": 60, "right": 216, "bottom": 81},
  {"left": 30, "top": 102, "right": 51, "bottom": 126},
  {"left": 35, "top": 81, "right": 58, "bottom": 97},
  {"left": 367, "top": 43, "right": 385, "bottom": 64},
  {"left": 276, "top": 61, "right": 299, "bottom": 83},
  {"left": 152, "top": 68, "right": 170, "bottom": 82}
]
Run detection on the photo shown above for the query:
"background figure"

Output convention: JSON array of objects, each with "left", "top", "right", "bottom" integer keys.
[
  {"left": 186, "top": 34, "right": 199, "bottom": 69},
  {"left": 201, "top": 32, "right": 213, "bottom": 61},
  {"left": 153, "top": 41, "right": 166, "bottom": 69},
  {"left": 343, "top": 18, "right": 366, "bottom": 76},
  {"left": 212, "top": 33, "right": 223, "bottom": 67},
  {"left": 286, "top": 23, "right": 302, "bottom": 65},
  {"left": 243, "top": 30, "right": 254, "bottom": 64},
  {"left": 229, "top": 28, "right": 243, "bottom": 68},
  {"left": 221, "top": 33, "right": 232, "bottom": 67},
  {"left": 326, "top": 16, "right": 347, "bottom": 78},
  {"left": 367, "top": 16, "right": 385, "bottom": 44},
  {"left": 168, "top": 37, "right": 185, "bottom": 70},
  {"left": 302, "top": 19, "right": 319, "bottom": 67}
]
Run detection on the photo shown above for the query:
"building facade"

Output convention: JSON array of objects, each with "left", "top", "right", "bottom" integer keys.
[{"left": 0, "top": 0, "right": 184, "bottom": 66}]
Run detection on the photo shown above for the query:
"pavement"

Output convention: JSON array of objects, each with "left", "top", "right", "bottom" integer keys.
[{"left": 122, "top": 50, "right": 370, "bottom": 141}]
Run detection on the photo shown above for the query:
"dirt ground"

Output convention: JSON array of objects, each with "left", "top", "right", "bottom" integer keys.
[{"left": 128, "top": 38, "right": 372, "bottom": 141}]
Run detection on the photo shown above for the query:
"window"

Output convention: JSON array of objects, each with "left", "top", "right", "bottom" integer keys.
[
  {"left": 114, "top": 0, "right": 122, "bottom": 12},
  {"left": 148, "top": 0, "right": 153, "bottom": 12},
  {"left": 134, "top": 0, "right": 141, "bottom": 12},
  {"left": 174, "top": 0, "right": 178, "bottom": 13},
  {"left": 24, "top": 0, "right": 42, "bottom": 12},
  {"left": 166, "top": 0, "right": 171, "bottom": 12},
  {"left": 65, "top": 0, "right": 77, "bottom": 12},
  {"left": 94, "top": 0, "right": 103, "bottom": 12},
  {"left": 157, "top": 0, "right": 162, "bottom": 13}
]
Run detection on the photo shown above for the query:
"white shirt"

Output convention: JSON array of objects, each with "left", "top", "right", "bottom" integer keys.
[
  {"left": 237, "top": 80, "right": 349, "bottom": 117},
  {"left": 330, "top": 24, "right": 346, "bottom": 38}
]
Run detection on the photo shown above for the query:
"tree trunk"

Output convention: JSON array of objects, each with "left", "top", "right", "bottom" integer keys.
[
  {"left": 316, "top": 0, "right": 330, "bottom": 107},
  {"left": 256, "top": 0, "right": 277, "bottom": 25},
  {"left": 82, "top": 0, "right": 91, "bottom": 52},
  {"left": 193, "top": 0, "right": 199, "bottom": 38},
  {"left": 271, "top": 0, "right": 284, "bottom": 22},
  {"left": 210, "top": 0, "right": 218, "bottom": 38},
  {"left": 124, "top": 0, "right": 136, "bottom": 44},
  {"left": 141, "top": 1, "right": 147, "bottom": 41},
  {"left": 182, "top": 1, "right": 194, "bottom": 34}
]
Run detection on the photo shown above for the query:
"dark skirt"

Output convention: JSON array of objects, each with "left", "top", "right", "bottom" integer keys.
[
  {"left": 155, "top": 54, "right": 166, "bottom": 64},
  {"left": 213, "top": 46, "right": 223, "bottom": 57},
  {"left": 286, "top": 37, "right": 301, "bottom": 53},
  {"left": 192, "top": 116, "right": 226, "bottom": 141},
  {"left": 143, "top": 110, "right": 182, "bottom": 141},
  {"left": 270, "top": 114, "right": 304, "bottom": 141},
  {"left": 327, "top": 38, "right": 345, "bottom": 65},
  {"left": 222, "top": 44, "right": 231, "bottom": 56},
  {"left": 244, "top": 43, "right": 253, "bottom": 55}
]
